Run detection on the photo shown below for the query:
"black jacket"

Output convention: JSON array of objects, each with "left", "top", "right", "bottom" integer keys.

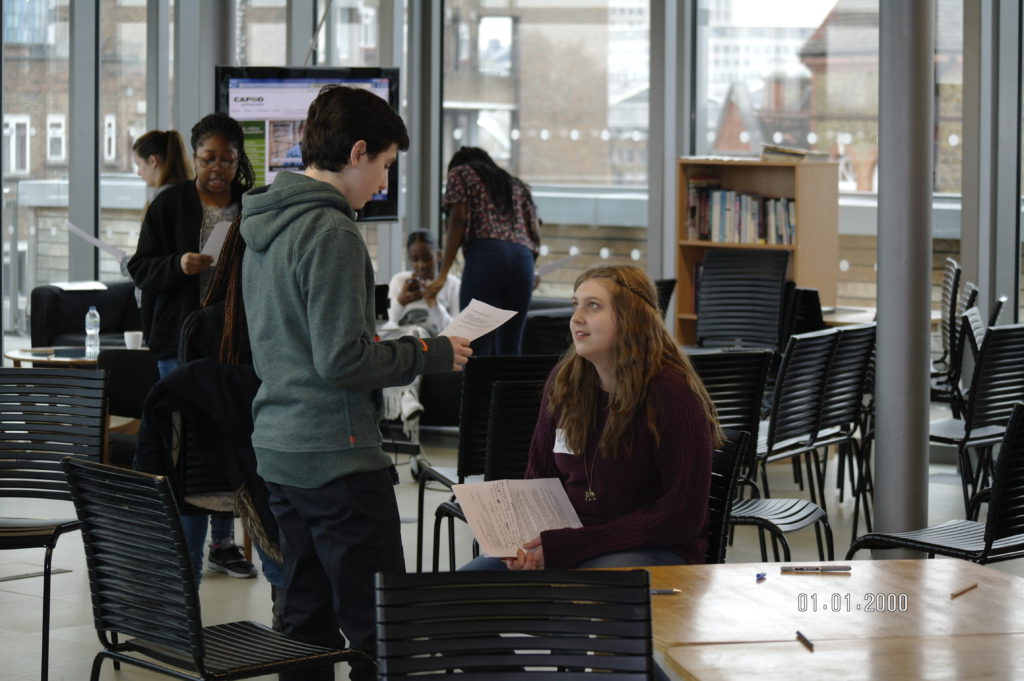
[{"left": 127, "top": 181, "right": 242, "bottom": 360}]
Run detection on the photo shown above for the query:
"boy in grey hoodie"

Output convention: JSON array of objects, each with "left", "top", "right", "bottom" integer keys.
[{"left": 241, "top": 85, "right": 472, "bottom": 681}]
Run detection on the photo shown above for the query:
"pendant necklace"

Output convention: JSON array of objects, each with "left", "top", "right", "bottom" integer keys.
[{"left": 583, "top": 449, "right": 599, "bottom": 502}]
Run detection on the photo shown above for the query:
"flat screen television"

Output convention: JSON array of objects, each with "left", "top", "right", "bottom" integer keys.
[{"left": 215, "top": 66, "right": 401, "bottom": 222}]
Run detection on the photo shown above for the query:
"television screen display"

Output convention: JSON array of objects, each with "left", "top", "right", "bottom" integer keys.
[{"left": 215, "top": 66, "right": 400, "bottom": 221}]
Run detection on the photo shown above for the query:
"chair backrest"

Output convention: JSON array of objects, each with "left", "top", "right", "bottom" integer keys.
[
  {"left": 375, "top": 569, "right": 653, "bottom": 680},
  {"left": 817, "top": 323, "right": 876, "bottom": 433},
  {"left": 706, "top": 429, "right": 750, "bottom": 564},
  {"left": 989, "top": 295, "right": 1008, "bottom": 327},
  {"left": 483, "top": 380, "right": 546, "bottom": 481},
  {"left": 959, "top": 306, "right": 986, "bottom": 361},
  {"left": 965, "top": 324, "right": 1024, "bottom": 434},
  {"left": 985, "top": 403, "right": 1024, "bottom": 548},
  {"left": 938, "top": 257, "right": 962, "bottom": 359},
  {"left": 97, "top": 349, "right": 159, "bottom": 419},
  {"left": 696, "top": 248, "right": 790, "bottom": 349},
  {"left": 456, "top": 355, "right": 560, "bottom": 480},
  {"left": 0, "top": 368, "right": 107, "bottom": 502},
  {"left": 689, "top": 350, "right": 773, "bottom": 442},
  {"left": 766, "top": 328, "right": 839, "bottom": 453},
  {"left": 61, "top": 458, "right": 205, "bottom": 669}
]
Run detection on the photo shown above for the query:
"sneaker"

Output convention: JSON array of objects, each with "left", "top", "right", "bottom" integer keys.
[
  {"left": 400, "top": 390, "right": 424, "bottom": 420},
  {"left": 208, "top": 542, "right": 258, "bottom": 578}
]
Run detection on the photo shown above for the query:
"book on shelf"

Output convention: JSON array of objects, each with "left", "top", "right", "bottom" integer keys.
[{"left": 685, "top": 179, "right": 795, "bottom": 245}]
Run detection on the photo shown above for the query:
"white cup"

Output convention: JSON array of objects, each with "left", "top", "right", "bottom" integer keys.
[{"left": 124, "top": 330, "right": 144, "bottom": 350}]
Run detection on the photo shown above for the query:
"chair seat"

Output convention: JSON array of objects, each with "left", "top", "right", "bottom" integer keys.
[
  {"left": 731, "top": 498, "right": 826, "bottom": 533},
  {"left": 125, "top": 620, "right": 366, "bottom": 677},
  {"left": 848, "top": 520, "right": 1024, "bottom": 562},
  {"left": 929, "top": 418, "right": 1005, "bottom": 446},
  {"left": 0, "top": 517, "right": 80, "bottom": 550}
]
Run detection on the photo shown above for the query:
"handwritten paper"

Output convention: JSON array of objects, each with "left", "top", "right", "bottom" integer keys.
[
  {"left": 200, "top": 221, "right": 232, "bottom": 264},
  {"left": 452, "top": 478, "right": 582, "bottom": 558},
  {"left": 440, "top": 298, "right": 517, "bottom": 342},
  {"left": 65, "top": 221, "right": 127, "bottom": 262}
]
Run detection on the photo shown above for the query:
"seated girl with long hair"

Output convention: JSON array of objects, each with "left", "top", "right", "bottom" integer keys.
[{"left": 464, "top": 265, "right": 722, "bottom": 570}]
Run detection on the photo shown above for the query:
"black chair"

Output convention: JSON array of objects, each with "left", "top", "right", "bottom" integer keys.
[
  {"left": 847, "top": 401, "right": 1024, "bottom": 564},
  {"left": 812, "top": 324, "right": 876, "bottom": 521},
  {"left": 0, "top": 368, "right": 107, "bottom": 681},
  {"left": 706, "top": 429, "right": 749, "bottom": 564},
  {"left": 689, "top": 350, "right": 832, "bottom": 561},
  {"left": 695, "top": 248, "right": 790, "bottom": 349},
  {"left": 989, "top": 294, "right": 1008, "bottom": 326},
  {"left": 433, "top": 379, "right": 546, "bottom": 570},
  {"left": 30, "top": 281, "right": 141, "bottom": 348},
  {"left": 61, "top": 458, "right": 367, "bottom": 681},
  {"left": 96, "top": 349, "right": 160, "bottom": 467},
  {"left": 932, "top": 280, "right": 977, "bottom": 411},
  {"left": 930, "top": 257, "right": 961, "bottom": 377},
  {"left": 930, "top": 323, "right": 1024, "bottom": 516},
  {"left": 375, "top": 569, "right": 653, "bottom": 680},
  {"left": 760, "top": 328, "right": 839, "bottom": 507},
  {"left": 415, "top": 355, "right": 560, "bottom": 571}
]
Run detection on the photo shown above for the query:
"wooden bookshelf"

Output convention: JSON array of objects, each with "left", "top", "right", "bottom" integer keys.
[{"left": 675, "top": 156, "right": 839, "bottom": 344}]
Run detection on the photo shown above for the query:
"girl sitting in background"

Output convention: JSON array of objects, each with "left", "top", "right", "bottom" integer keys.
[
  {"left": 382, "top": 230, "right": 461, "bottom": 437},
  {"left": 387, "top": 230, "right": 460, "bottom": 335},
  {"left": 464, "top": 265, "right": 722, "bottom": 570}
]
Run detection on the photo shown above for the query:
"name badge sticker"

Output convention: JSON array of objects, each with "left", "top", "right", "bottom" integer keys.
[{"left": 553, "top": 428, "right": 576, "bottom": 456}]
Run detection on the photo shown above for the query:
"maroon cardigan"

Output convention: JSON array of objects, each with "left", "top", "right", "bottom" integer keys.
[{"left": 526, "top": 365, "right": 713, "bottom": 568}]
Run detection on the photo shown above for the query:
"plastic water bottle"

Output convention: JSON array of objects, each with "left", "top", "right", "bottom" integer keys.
[{"left": 85, "top": 306, "right": 100, "bottom": 358}]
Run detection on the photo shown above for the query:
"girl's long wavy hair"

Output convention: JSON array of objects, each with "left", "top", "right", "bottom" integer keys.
[{"left": 547, "top": 265, "right": 724, "bottom": 459}]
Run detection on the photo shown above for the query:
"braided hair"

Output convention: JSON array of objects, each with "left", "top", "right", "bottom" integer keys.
[
  {"left": 201, "top": 214, "right": 251, "bottom": 365},
  {"left": 190, "top": 112, "right": 256, "bottom": 195}
]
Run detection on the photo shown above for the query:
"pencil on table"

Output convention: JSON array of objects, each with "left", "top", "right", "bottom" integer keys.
[{"left": 950, "top": 583, "right": 978, "bottom": 600}]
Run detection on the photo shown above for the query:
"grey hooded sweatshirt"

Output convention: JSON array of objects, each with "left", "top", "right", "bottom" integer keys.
[{"left": 240, "top": 171, "right": 453, "bottom": 488}]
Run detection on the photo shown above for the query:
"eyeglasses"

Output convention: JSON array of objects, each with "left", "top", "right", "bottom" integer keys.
[{"left": 195, "top": 156, "right": 239, "bottom": 169}]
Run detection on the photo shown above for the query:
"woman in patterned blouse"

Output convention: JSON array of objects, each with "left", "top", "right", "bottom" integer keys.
[{"left": 428, "top": 146, "right": 541, "bottom": 356}]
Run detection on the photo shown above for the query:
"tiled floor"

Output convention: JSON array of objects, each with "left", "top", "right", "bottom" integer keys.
[{"left": 2, "top": 404, "right": 1022, "bottom": 679}]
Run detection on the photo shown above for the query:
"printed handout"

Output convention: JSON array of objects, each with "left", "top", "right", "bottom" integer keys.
[
  {"left": 200, "top": 221, "right": 232, "bottom": 264},
  {"left": 65, "top": 221, "right": 128, "bottom": 263},
  {"left": 452, "top": 478, "right": 582, "bottom": 558},
  {"left": 440, "top": 298, "right": 517, "bottom": 342}
]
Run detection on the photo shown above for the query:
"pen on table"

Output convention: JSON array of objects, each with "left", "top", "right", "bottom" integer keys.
[
  {"left": 781, "top": 565, "right": 852, "bottom": 573},
  {"left": 650, "top": 588, "right": 681, "bottom": 595},
  {"left": 796, "top": 630, "right": 814, "bottom": 653},
  {"left": 950, "top": 583, "right": 978, "bottom": 600}
]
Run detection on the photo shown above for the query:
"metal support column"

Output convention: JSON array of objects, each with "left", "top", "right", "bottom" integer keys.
[
  {"left": 873, "top": 0, "right": 934, "bottom": 548},
  {"left": 68, "top": 0, "right": 100, "bottom": 281}
]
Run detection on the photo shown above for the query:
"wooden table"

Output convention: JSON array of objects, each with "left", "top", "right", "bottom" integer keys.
[
  {"left": 822, "top": 307, "right": 942, "bottom": 330},
  {"left": 648, "top": 560, "right": 1024, "bottom": 681},
  {"left": 4, "top": 346, "right": 101, "bottom": 367}
]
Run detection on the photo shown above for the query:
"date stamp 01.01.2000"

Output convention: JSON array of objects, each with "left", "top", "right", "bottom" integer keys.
[{"left": 797, "top": 592, "right": 909, "bottom": 613}]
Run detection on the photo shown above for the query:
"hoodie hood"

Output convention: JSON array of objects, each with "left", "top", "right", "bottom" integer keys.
[{"left": 241, "top": 171, "right": 355, "bottom": 253}]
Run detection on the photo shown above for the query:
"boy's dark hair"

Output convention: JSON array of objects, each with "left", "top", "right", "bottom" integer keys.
[
  {"left": 303, "top": 85, "right": 410, "bottom": 171},
  {"left": 190, "top": 112, "right": 256, "bottom": 194},
  {"left": 405, "top": 230, "right": 437, "bottom": 250}
]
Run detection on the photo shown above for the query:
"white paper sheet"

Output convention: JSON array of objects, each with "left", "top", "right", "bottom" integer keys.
[
  {"left": 452, "top": 478, "right": 582, "bottom": 558},
  {"left": 64, "top": 221, "right": 127, "bottom": 262},
  {"left": 200, "top": 221, "right": 232, "bottom": 264},
  {"left": 440, "top": 298, "right": 517, "bottom": 342},
  {"left": 536, "top": 253, "right": 578, "bottom": 278}
]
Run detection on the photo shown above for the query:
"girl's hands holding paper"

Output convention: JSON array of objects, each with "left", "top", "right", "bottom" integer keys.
[{"left": 504, "top": 537, "right": 545, "bottom": 570}]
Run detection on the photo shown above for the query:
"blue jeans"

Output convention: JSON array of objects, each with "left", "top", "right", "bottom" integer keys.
[
  {"left": 181, "top": 514, "right": 235, "bottom": 584},
  {"left": 460, "top": 548, "right": 688, "bottom": 571},
  {"left": 460, "top": 239, "right": 534, "bottom": 357}
]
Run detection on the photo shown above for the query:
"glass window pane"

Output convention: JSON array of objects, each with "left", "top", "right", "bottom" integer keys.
[
  {"left": 696, "top": 0, "right": 963, "bottom": 318},
  {"left": 320, "top": 0, "right": 380, "bottom": 68},
  {"left": 442, "top": 1, "right": 650, "bottom": 300},
  {"left": 2, "top": 0, "right": 70, "bottom": 336},
  {"left": 99, "top": 0, "right": 148, "bottom": 284},
  {"left": 236, "top": 0, "right": 286, "bottom": 66}
]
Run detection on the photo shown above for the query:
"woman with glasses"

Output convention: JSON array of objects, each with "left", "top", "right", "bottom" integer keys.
[{"left": 128, "top": 112, "right": 257, "bottom": 584}]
